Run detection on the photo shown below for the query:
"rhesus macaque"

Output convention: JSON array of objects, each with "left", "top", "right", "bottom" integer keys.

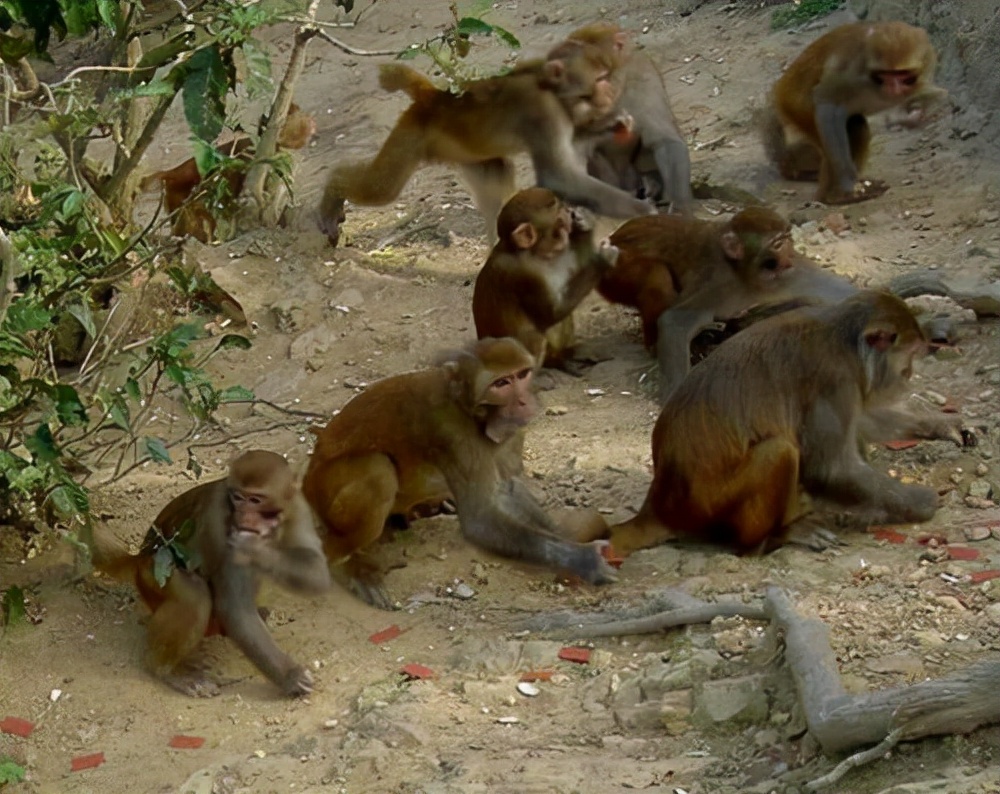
[
  {"left": 317, "top": 46, "right": 654, "bottom": 247},
  {"left": 553, "top": 22, "right": 693, "bottom": 213},
  {"left": 762, "top": 21, "right": 946, "bottom": 204},
  {"left": 97, "top": 451, "right": 331, "bottom": 697},
  {"left": 302, "top": 337, "right": 617, "bottom": 608},
  {"left": 609, "top": 291, "right": 974, "bottom": 557},
  {"left": 598, "top": 206, "right": 855, "bottom": 400},
  {"left": 142, "top": 104, "right": 316, "bottom": 242},
  {"left": 472, "top": 188, "right": 619, "bottom": 370}
]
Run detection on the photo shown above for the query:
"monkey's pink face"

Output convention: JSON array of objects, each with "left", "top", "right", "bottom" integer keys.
[
  {"left": 872, "top": 69, "right": 919, "bottom": 98},
  {"left": 536, "top": 204, "right": 572, "bottom": 259},
  {"left": 482, "top": 367, "right": 539, "bottom": 443},
  {"left": 229, "top": 489, "right": 282, "bottom": 538}
]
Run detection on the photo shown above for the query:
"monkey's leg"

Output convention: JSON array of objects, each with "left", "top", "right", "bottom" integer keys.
[
  {"left": 650, "top": 137, "right": 693, "bottom": 213},
  {"left": 317, "top": 454, "right": 400, "bottom": 609},
  {"left": 459, "top": 158, "right": 516, "bottom": 243},
  {"left": 548, "top": 507, "right": 610, "bottom": 544},
  {"left": 608, "top": 499, "right": 677, "bottom": 556},
  {"left": 656, "top": 305, "right": 716, "bottom": 401},
  {"left": 143, "top": 567, "right": 218, "bottom": 697}
]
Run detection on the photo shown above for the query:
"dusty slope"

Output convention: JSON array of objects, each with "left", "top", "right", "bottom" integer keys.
[{"left": 2, "top": 2, "right": 1000, "bottom": 793}]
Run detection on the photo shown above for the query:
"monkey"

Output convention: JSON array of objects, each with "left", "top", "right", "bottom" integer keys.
[
  {"left": 597, "top": 206, "right": 856, "bottom": 401},
  {"left": 472, "top": 188, "right": 619, "bottom": 371},
  {"left": 142, "top": 104, "right": 316, "bottom": 242},
  {"left": 316, "top": 46, "right": 654, "bottom": 247},
  {"left": 301, "top": 337, "right": 617, "bottom": 609},
  {"left": 608, "top": 291, "right": 975, "bottom": 557},
  {"left": 552, "top": 22, "right": 693, "bottom": 213},
  {"left": 95, "top": 451, "right": 331, "bottom": 697},
  {"left": 761, "top": 21, "right": 947, "bottom": 204}
]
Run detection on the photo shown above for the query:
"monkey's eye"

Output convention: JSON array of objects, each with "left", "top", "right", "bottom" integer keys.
[
  {"left": 259, "top": 510, "right": 281, "bottom": 521},
  {"left": 491, "top": 376, "right": 513, "bottom": 389},
  {"left": 761, "top": 258, "right": 779, "bottom": 271},
  {"left": 515, "top": 368, "right": 533, "bottom": 381}
]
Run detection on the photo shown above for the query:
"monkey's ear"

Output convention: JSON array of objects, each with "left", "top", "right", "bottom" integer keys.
[
  {"left": 864, "top": 328, "right": 898, "bottom": 352},
  {"left": 542, "top": 59, "right": 567, "bottom": 87},
  {"left": 720, "top": 230, "right": 744, "bottom": 261},
  {"left": 511, "top": 222, "right": 539, "bottom": 250}
]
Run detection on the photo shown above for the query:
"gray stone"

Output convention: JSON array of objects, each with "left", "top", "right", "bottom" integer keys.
[{"left": 691, "top": 674, "right": 770, "bottom": 728}]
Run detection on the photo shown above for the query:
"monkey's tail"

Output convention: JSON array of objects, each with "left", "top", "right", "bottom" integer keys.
[
  {"left": 756, "top": 103, "right": 787, "bottom": 169},
  {"left": 138, "top": 172, "right": 164, "bottom": 193},
  {"left": 378, "top": 63, "right": 436, "bottom": 101},
  {"left": 81, "top": 524, "right": 141, "bottom": 582}
]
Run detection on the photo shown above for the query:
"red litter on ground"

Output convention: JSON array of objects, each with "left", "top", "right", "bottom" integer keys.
[
  {"left": 168, "top": 735, "right": 205, "bottom": 749},
  {"left": 884, "top": 440, "right": 920, "bottom": 451},
  {"left": 520, "top": 670, "right": 555, "bottom": 683},
  {"left": 871, "top": 528, "right": 908, "bottom": 544},
  {"left": 368, "top": 624, "right": 403, "bottom": 644},
  {"left": 600, "top": 544, "right": 625, "bottom": 568},
  {"left": 70, "top": 752, "right": 105, "bottom": 772},
  {"left": 558, "top": 647, "right": 591, "bottom": 664},
  {"left": 400, "top": 663, "right": 435, "bottom": 680},
  {"left": 970, "top": 570, "right": 1000, "bottom": 584},
  {"left": 947, "top": 546, "right": 981, "bottom": 561},
  {"left": 0, "top": 716, "right": 35, "bottom": 738}
]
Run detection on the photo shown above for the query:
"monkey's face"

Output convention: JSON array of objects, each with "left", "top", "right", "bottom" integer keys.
[
  {"left": 480, "top": 366, "right": 539, "bottom": 444},
  {"left": 229, "top": 488, "right": 283, "bottom": 538},
  {"left": 871, "top": 69, "right": 919, "bottom": 98},
  {"left": 534, "top": 203, "right": 573, "bottom": 260},
  {"left": 752, "top": 231, "right": 796, "bottom": 281},
  {"left": 860, "top": 322, "right": 927, "bottom": 401}
]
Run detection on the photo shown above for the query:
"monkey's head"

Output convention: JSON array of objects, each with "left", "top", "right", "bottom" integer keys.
[
  {"left": 723, "top": 207, "right": 795, "bottom": 281},
  {"left": 497, "top": 188, "right": 573, "bottom": 260},
  {"left": 441, "top": 337, "right": 539, "bottom": 444},
  {"left": 864, "top": 21, "right": 935, "bottom": 98},
  {"left": 843, "top": 291, "right": 928, "bottom": 402},
  {"left": 227, "top": 451, "right": 295, "bottom": 538},
  {"left": 541, "top": 40, "right": 620, "bottom": 125}
]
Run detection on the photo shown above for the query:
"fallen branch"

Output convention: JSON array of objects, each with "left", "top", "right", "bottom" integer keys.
[
  {"left": 522, "top": 584, "right": 1000, "bottom": 786},
  {"left": 888, "top": 270, "right": 1000, "bottom": 318}
]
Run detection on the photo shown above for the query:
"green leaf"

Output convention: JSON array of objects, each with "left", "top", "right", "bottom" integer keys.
[
  {"left": 152, "top": 545, "right": 175, "bottom": 587},
  {"left": 5, "top": 298, "right": 52, "bottom": 333},
  {"left": 107, "top": 399, "right": 130, "bottom": 431},
  {"left": 191, "top": 137, "right": 223, "bottom": 178},
  {"left": 96, "top": 0, "right": 122, "bottom": 33},
  {"left": 213, "top": 334, "right": 252, "bottom": 352},
  {"left": 164, "top": 362, "right": 188, "bottom": 386},
  {"left": 218, "top": 385, "right": 254, "bottom": 402},
  {"left": 1, "top": 585, "right": 27, "bottom": 626},
  {"left": 454, "top": 17, "right": 494, "bottom": 36},
  {"left": 143, "top": 436, "right": 172, "bottom": 464},
  {"left": 24, "top": 423, "right": 58, "bottom": 464},
  {"left": 60, "top": 188, "right": 86, "bottom": 219},
  {"left": 0, "top": 32, "right": 35, "bottom": 62},
  {"left": 124, "top": 378, "right": 141, "bottom": 402},
  {"left": 182, "top": 46, "right": 229, "bottom": 141},
  {"left": 398, "top": 46, "right": 419, "bottom": 61},
  {"left": 65, "top": 296, "right": 96, "bottom": 338},
  {"left": 491, "top": 26, "right": 520, "bottom": 49},
  {"left": 125, "top": 77, "right": 180, "bottom": 97},
  {"left": 54, "top": 384, "right": 87, "bottom": 426},
  {"left": 48, "top": 484, "right": 80, "bottom": 517},
  {"left": 240, "top": 38, "right": 272, "bottom": 98}
]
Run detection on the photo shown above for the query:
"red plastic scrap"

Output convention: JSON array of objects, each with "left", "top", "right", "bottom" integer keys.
[
  {"left": 946, "top": 546, "right": 981, "bottom": 561},
  {"left": 168, "top": 735, "right": 205, "bottom": 749},
  {"left": 0, "top": 716, "right": 35, "bottom": 737},
  {"left": 871, "top": 528, "right": 908, "bottom": 544},
  {"left": 400, "top": 663, "right": 434, "bottom": 680},
  {"left": 70, "top": 752, "right": 105, "bottom": 772},
  {"left": 884, "top": 440, "right": 920, "bottom": 451},
  {"left": 600, "top": 544, "right": 626, "bottom": 568},
  {"left": 368, "top": 624, "right": 403, "bottom": 644},
  {"left": 558, "top": 647, "right": 591, "bottom": 664},
  {"left": 520, "top": 670, "right": 555, "bottom": 683},
  {"left": 970, "top": 570, "right": 1000, "bottom": 584}
]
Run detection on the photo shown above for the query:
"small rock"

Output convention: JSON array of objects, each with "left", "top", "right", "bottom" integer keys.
[
  {"left": 516, "top": 682, "right": 539, "bottom": 697},
  {"left": 963, "top": 525, "right": 992, "bottom": 542},
  {"left": 545, "top": 405, "right": 569, "bottom": 416},
  {"left": 924, "top": 390, "right": 947, "bottom": 406},
  {"left": 967, "top": 480, "right": 993, "bottom": 500},
  {"left": 450, "top": 583, "right": 475, "bottom": 599}
]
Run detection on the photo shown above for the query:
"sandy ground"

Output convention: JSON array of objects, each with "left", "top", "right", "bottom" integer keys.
[{"left": 2, "top": 1, "right": 1000, "bottom": 793}]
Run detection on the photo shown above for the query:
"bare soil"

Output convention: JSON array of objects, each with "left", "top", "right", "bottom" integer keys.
[{"left": 2, "top": 2, "right": 1000, "bottom": 793}]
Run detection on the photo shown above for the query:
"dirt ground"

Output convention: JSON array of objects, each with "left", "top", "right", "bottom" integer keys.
[{"left": 3, "top": 1, "right": 1000, "bottom": 792}]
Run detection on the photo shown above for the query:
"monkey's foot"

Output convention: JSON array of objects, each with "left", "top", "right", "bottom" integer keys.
[
  {"left": 318, "top": 195, "right": 347, "bottom": 247},
  {"left": 784, "top": 524, "right": 846, "bottom": 552},
  {"left": 585, "top": 540, "right": 619, "bottom": 585},
  {"left": 162, "top": 672, "right": 221, "bottom": 698},
  {"left": 334, "top": 558, "right": 398, "bottom": 610},
  {"left": 823, "top": 179, "right": 889, "bottom": 205}
]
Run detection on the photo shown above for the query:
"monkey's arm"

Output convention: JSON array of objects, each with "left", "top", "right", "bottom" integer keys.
[
  {"left": 229, "top": 530, "right": 331, "bottom": 595},
  {"left": 455, "top": 479, "right": 617, "bottom": 585},
  {"left": 800, "top": 399, "right": 938, "bottom": 523},
  {"left": 858, "top": 406, "right": 971, "bottom": 447},
  {"left": 213, "top": 559, "right": 314, "bottom": 696},
  {"left": 655, "top": 305, "right": 717, "bottom": 402}
]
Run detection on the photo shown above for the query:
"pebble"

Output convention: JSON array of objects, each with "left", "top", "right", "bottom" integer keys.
[
  {"left": 516, "top": 682, "right": 540, "bottom": 697},
  {"left": 964, "top": 525, "right": 993, "bottom": 542},
  {"left": 924, "top": 390, "right": 947, "bottom": 406},
  {"left": 450, "top": 583, "right": 475, "bottom": 599}
]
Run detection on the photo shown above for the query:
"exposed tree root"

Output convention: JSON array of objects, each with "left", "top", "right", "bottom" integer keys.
[{"left": 521, "top": 585, "right": 1000, "bottom": 787}]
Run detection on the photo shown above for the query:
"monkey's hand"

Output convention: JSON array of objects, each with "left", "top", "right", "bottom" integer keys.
[
  {"left": 282, "top": 665, "right": 315, "bottom": 697},
  {"left": 227, "top": 531, "right": 270, "bottom": 569},
  {"left": 570, "top": 206, "right": 595, "bottom": 233},
  {"left": 583, "top": 540, "right": 619, "bottom": 585},
  {"left": 597, "top": 238, "right": 620, "bottom": 270}
]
